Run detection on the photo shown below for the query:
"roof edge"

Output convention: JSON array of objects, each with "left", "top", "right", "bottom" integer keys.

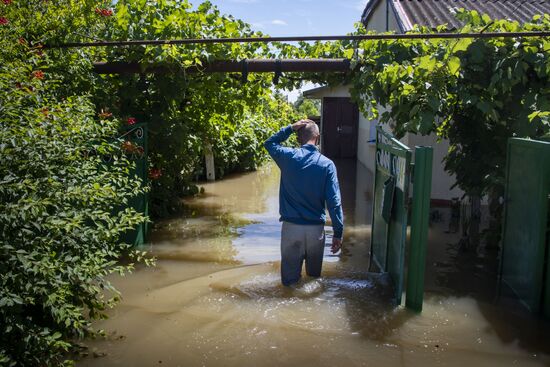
[
  {"left": 390, "top": 0, "right": 412, "bottom": 32},
  {"left": 361, "top": 0, "right": 384, "bottom": 25},
  {"left": 303, "top": 85, "right": 329, "bottom": 98}
]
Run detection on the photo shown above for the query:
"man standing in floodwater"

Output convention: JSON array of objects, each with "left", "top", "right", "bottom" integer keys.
[{"left": 264, "top": 119, "right": 344, "bottom": 286}]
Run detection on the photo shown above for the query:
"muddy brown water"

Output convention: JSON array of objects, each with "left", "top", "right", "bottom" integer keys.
[{"left": 79, "top": 160, "right": 550, "bottom": 367}]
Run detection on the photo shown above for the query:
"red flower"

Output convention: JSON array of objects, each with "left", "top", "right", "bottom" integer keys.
[
  {"left": 148, "top": 168, "right": 162, "bottom": 180},
  {"left": 32, "top": 70, "right": 44, "bottom": 80},
  {"left": 95, "top": 8, "right": 113, "bottom": 17},
  {"left": 126, "top": 117, "right": 136, "bottom": 125},
  {"left": 3, "top": 0, "right": 12, "bottom": 5},
  {"left": 0, "top": 17, "right": 9, "bottom": 25}
]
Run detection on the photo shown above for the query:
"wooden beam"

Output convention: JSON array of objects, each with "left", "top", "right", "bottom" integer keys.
[{"left": 92, "top": 59, "right": 351, "bottom": 74}]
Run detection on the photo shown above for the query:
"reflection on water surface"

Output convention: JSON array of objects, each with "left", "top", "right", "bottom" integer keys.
[{"left": 79, "top": 161, "right": 550, "bottom": 367}]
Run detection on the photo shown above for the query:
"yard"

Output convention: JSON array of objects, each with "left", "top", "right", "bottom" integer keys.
[{"left": 1, "top": 1, "right": 550, "bottom": 366}]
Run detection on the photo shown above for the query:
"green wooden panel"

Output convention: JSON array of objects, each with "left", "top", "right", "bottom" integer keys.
[
  {"left": 500, "top": 138, "right": 550, "bottom": 315},
  {"left": 370, "top": 127, "right": 412, "bottom": 305},
  {"left": 405, "top": 147, "right": 433, "bottom": 312},
  {"left": 545, "top": 197, "right": 550, "bottom": 318}
]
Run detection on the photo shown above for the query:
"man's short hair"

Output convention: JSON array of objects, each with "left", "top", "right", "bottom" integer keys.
[{"left": 297, "top": 119, "right": 320, "bottom": 145}]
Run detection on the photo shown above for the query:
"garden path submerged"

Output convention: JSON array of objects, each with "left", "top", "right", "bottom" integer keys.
[{"left": 79, "top": 161, "right": 550, "bottom": 367}]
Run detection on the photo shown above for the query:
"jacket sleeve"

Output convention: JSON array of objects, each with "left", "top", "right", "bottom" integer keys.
[
  {"left": 263, "top": 125, "right": 294, "bottom": 165},
  {"left": 325, "top": 162, "right": 344, "bottom": 239}
]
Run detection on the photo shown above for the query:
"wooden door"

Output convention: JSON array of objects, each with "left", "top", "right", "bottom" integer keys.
[{"left": 321, "top": 97, "right": 358, "bottom": 159}]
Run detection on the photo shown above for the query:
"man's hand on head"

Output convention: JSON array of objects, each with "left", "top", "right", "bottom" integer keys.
[
  {"left": 331, "top": 237, "right": 342, "bottom": 254},
  {"left": 291, "top": 120, "right": 308, "bottom": 131}
]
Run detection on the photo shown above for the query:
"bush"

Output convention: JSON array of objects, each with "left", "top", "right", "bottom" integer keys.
[{"left": 0, "top": 11, "right": 148, "bottom": 367}]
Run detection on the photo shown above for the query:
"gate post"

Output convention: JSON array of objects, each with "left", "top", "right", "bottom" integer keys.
[
  {"left": 205, "top": 143, "right": 216, "bottom": 182},
  {"left": 405, "top": 146, "right": 433, "bottom": 312}
]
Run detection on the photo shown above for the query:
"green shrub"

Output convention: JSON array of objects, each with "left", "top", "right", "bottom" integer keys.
[{"left": 0, "top": 10, "right": 148, "bottom": 366}]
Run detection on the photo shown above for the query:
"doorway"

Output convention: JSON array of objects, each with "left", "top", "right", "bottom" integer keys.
[{"left": 321, "top": 97, "right": 359, "bottom": 159}]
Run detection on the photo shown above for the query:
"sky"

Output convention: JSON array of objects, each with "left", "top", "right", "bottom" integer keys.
[
  {"left": 206, "top": 0, "right": 369, "bottom": 101},
  {"left": 207, "top": 0, "right": 367, "bottom": 37}
]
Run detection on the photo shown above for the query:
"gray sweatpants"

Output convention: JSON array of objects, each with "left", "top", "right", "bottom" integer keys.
[{"left": 280, "top": 221, "right": 325, "bottom": 286}]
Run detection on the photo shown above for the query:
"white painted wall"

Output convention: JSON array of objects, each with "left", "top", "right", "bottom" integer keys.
[
  {"left": 357, "top": 112, "right": 374, "bottom": 172},
  {"left": 406, "top": 134, "right": 464, "bottom": 201},
  {"left": 363, "top": 0, "right": 400, "bottom": 32}
]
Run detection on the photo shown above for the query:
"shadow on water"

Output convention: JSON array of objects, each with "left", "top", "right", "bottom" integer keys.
[{"left": 423, "top": 214, "right": 550, "bottom": 356}]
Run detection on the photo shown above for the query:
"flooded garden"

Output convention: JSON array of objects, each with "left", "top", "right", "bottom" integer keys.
[
  {"left": 5, "top": 2, "right": 550, "bottom": 367},
  {"left": 80, "top": 161, "right": 550, "bottom": 367}
]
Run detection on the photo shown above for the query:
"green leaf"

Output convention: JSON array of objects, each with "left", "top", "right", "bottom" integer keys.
[
  {"left": 419, "top": 110, "right": 434, "bottom": 135},
  {"left": 447, "top": 56, "right": 461, "bottom": 76},
  {"left": 343, "top": 48, "right": 354, "bottom": 59},
  {"left": 453, "top": 38, "right": 473, "bottom": 53},
  {"left": 417, "top": 55, "right": 436, "bottom": 71}
]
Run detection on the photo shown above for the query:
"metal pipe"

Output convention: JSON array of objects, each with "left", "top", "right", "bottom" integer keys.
[
  {"left": 92, "top": 59, "right": 352, "bottom": 74},
  {"left": 45, "top": 31, "right": 550, "bottom": 49}
]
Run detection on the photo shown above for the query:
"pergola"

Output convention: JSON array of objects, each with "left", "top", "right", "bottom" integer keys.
[{"left": 43, "top": 30, "right": 550, "bottom": 74}]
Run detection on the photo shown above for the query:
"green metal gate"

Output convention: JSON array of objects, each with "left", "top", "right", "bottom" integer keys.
[
  {"left": 500, "top": 138, "right": 550, "bottom": 318},
  {"left": 370, "top": 127, "right": 412, "bottom": 305},
  {"left": 121, "top": 122, "right": 149, "bottom": 247},
  {"left": 370, "top": 127, "right": 433, "bottom": 309}
]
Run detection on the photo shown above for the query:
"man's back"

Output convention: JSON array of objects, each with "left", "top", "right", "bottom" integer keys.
[
  {"left": 277, "top": 145, "right": 334, "bottom": 224},
  {"left": 264, "top": 125, "right": 343, "bottom": 240},
  {"left": 264, "top": 121, "right": 344, "bottom": 286}
]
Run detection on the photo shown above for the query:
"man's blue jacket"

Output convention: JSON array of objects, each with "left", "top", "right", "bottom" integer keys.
[{"left": 264, "top": 125, "right": 344, "bottom": 239}]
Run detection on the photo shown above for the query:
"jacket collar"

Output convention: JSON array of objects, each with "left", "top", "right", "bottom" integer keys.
[{"left": 301, "top": 144, "right": 319, "bottom": 151}]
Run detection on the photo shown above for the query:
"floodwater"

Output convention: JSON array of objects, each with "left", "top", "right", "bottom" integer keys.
[{"left": 79, "top": 160, "right": 550, "bottom": 367}]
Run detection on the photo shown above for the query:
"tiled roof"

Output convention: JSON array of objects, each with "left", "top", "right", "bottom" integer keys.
[{"left": 363, "top": 0, "right": 550, "bottom": 32}]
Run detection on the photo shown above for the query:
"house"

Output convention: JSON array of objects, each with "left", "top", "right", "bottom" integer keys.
[{"left": 304, "top": 0, "right": 550, "bottom": 204}]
